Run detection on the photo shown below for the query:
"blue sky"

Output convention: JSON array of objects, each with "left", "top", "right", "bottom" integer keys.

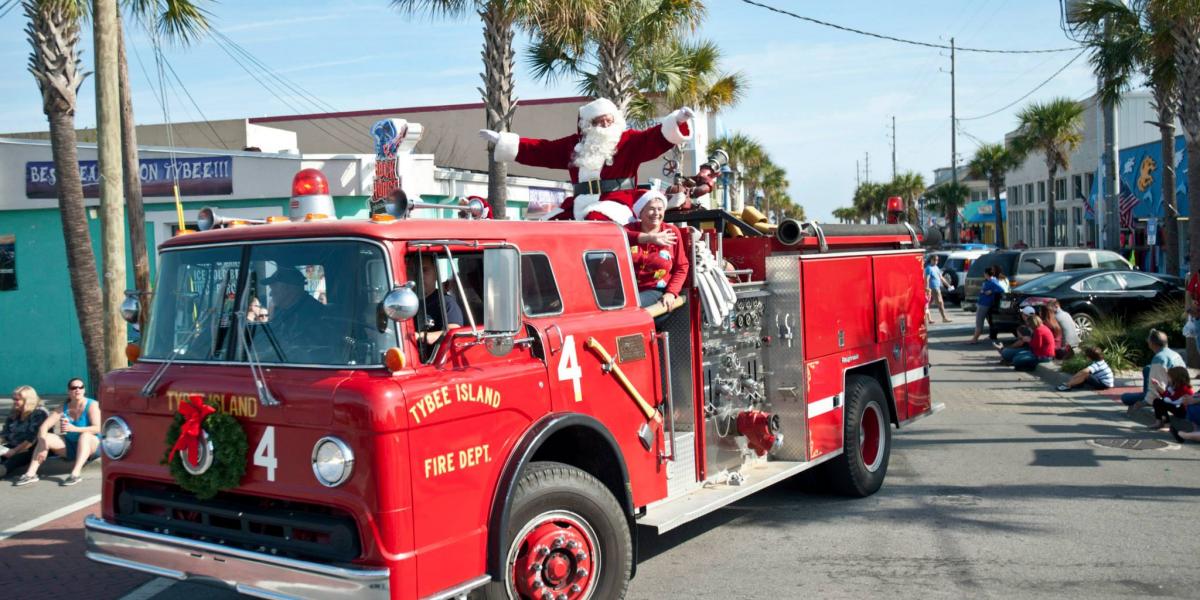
[{"left": 0, "top": 0, "right": 1103, "bottom": 221}]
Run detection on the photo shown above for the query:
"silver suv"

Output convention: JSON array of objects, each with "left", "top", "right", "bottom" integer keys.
[{"left": 961, "top": 248, "right": 1131, "bottom": 312}]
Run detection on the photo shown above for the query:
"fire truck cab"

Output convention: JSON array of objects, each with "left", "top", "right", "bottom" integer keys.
[{"left": 85, "top": 200, "right": 938, "bottom": 600}]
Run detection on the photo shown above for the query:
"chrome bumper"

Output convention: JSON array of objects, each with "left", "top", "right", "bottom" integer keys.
[{"left": 84, "top": 515, "right": 390, "bottom": 600}]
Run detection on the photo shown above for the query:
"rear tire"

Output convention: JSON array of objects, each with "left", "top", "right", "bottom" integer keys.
[
  {"left": 826, "top": 375, "right": 892, "bottom": 497},
  {"left": 481, "top": 461, "right": 631, "bottom": 600},
  {"left": 1072, "top": 312, "right": 1096, "bottom": 340}
]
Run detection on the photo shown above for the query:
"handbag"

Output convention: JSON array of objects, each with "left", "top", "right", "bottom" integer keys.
[{"left": 1184, "top": 315, "right": 1198, "bottom": 339}]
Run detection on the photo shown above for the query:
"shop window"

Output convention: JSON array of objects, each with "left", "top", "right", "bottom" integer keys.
[
  {"left": 583, "top": 251, "right": 625, "bottom": 310},
  {"left": 0, "top": 234, "right": 15, "bottom": 291}
]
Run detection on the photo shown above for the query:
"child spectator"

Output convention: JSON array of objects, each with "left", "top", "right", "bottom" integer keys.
[
  {"left": 1055, "top": 347, "right": 1113, "bottom": 391},
  {"left": 1, "top": 386, "right": 50, "bottom": 478},
  {"left": 1149, "top": 366, "right": 1193, "bottom": 431},
  {"left": 1170, "top": 391, "right": 1200, "bottom": 443}
]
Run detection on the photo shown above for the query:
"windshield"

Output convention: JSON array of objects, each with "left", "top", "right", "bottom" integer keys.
[
  {"left": 144, "top": 240, "right": 395, "bottom": 366},
  {"left": 1014, "top": 272, "right": 1074, "bottom": 295}
]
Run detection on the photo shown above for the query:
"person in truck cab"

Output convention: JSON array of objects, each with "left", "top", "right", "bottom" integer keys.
[
  {"left": 413, "top": 254, "right": 463, "bottom": 349},
  {"left": 259, "top": 267, "right": 334, "bottom": 362},
  {"left": 626, "top": 190, "right": 689, "bottom": 320}
]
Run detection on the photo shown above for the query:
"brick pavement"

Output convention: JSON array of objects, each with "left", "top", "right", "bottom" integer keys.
[{"left": 0, "top": 503, "right": 151, "bottom": 600}]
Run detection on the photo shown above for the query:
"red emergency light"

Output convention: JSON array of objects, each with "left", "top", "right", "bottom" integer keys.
[
  {"left": 886, "top": 196, "right": 903, "bottom": 224},
  {"left": 292, "top": 168, "right": 330, "bottom": 197}
]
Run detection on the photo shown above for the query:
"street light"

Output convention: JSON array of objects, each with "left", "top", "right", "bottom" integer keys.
[
  {"left": 721, "top": 164, "right": 733, "bottom": 211},
  {"left": 754, "top": 188, "right": 765, "bottom": 211}
]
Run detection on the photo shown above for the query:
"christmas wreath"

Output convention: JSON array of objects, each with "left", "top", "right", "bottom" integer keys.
[{"left": 162, "top": 394, "right": 248, "bottom": 500}]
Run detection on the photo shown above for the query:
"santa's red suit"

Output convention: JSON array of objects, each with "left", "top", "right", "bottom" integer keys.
[{"left": 491, "top": 98, "right": 691, "bottom": 223}]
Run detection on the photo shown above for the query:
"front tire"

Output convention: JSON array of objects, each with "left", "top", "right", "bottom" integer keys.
[
  {"left": 482, "top": 461, "right": 631, "bottom": 600},
  {"left": 827, "top": 375, "right": 892, "bottom": 497},
  {"left": 1072, "top": 312, "right": 1096, "bottom": 340}
]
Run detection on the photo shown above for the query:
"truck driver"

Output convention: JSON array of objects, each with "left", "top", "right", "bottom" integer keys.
[{"left": 258, "top": 267, "right": 334, "bottom": 362}]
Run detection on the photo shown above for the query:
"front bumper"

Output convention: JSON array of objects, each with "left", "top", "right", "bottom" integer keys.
[{"left": 85, "top": 515, "right": 390, "bottom": 600}]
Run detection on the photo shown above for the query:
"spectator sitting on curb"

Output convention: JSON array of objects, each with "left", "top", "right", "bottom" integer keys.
[
  {"left": 1050, "top": 300, "right": 1080, "bottom": 356},
  {"left": 1038, "top": 304, "right": 1067, "bottom": 359},
  {"left": 1169, "top": 391, "right": 1200, "bottom": 443},
  {"left": 1, "top": 386, "right": 50, "bottom": 478},
  {"left": 1010, "top": 315, "right": 1055, "bottom": 371},
  {"left": 1121, "top": 329, "right": 1185, "bottom": 410},
  {"left": 1149, "top": 366, "right": 1193, "bottom": 430},
  {"left": 995, "top": 306, "right": 1035, "bottom": 364},
  {"left": 1056, "top": 347, "right": 1114, "bottom": 392},
  {"left": 15, "top": 377, "right": 100, "bottom": 487}
]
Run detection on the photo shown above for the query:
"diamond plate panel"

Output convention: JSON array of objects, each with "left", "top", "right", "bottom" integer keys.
[{"left": 764, "top": 254, "right": 808, "bottom": 461}]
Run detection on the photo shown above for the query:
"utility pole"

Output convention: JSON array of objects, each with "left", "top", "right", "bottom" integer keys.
[
  {"left": 1103, "top": 97, "right": 1120, "bottom": 250},
  {"left": 856, "top": 159, "right": 861, "bottom": 187},
  {"left": 865, "top": 152, "right": 870, "bottom": 183},
  {"left": 94, "top": 0, "right": 127, "bottom": 374},
  {"left": 950, "top": 37, "right": 959, "bottom": 243},
  {"left": 891, "top": 115, "right": 897, "bottom": 180}
]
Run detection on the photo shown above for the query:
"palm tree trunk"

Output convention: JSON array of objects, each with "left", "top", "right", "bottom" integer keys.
[
  {"left": 596, "top": 39, "right": 636, "bottom": 112},
  {"left": 1170, "top": 14, "right": 1199, "bottom": 366},
  {"left": 479, "top": 3, "right": 515, "bottom": 219},
  {"left": 49, "top": 110, "right": 107, "bottom": 389},
  {"left": 992, "top": 180, "right": 1005, "bottom": 248},
  {"left": 1158, "top": 112, "right": 1179, "bottom": 277},
  {"left": 1046, "top": 165, "right": 1058, "bottom": 247},
  {"left": 118, "top": 15, "right": 151, "bottom": 331}
]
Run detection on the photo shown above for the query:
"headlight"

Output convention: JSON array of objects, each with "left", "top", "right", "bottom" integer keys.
[
  {"left": 311, "top": 436, "right": 354, "bottom": 487},
  {"left": 101, "top": 416, "right": 132, "bottom": 460}
]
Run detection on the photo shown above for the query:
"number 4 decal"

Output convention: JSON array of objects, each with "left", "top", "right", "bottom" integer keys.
[
  {"left": 254, "top": 426, "right": 277, "bottom": 481},
  {"left": 557, "top": 334, "right": 583, "bottom": 402}
]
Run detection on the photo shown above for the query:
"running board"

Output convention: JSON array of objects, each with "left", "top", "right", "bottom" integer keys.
[{"left": 638, "top": 452, "right": 842, "bottom": 534}]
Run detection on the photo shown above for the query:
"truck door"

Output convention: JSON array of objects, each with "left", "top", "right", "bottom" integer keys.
[{"left": 871, "top": 253, "right": 930, "bottom": 420}]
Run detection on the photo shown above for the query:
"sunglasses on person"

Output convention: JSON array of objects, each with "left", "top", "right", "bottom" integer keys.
[{"left": 68, "top": 385, "right": 84, "bottom": 390}]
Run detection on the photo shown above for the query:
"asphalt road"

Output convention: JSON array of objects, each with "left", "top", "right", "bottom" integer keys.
[{"left": 8, "top": 310, "right": 1198, "bottom": 599}]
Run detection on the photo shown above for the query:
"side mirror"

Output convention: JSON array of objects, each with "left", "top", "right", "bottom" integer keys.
[
  {"left": 120, "top": 291, "right": 140, "bottom": 324},
  {"left": 483, "top": 247, "right": 520, "bottom": 334},
  {"left": 382, "top": 282, "right": 420, "bottom": 322}
]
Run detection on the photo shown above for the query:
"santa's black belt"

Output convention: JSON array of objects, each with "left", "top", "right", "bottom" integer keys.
[{"left": 574, "top": 177, "right": 634, "bottom": 196}]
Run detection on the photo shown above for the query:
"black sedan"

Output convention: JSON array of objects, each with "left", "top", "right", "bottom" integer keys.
[{"left": 989, "top": 268, "right": 1184, "bottom": 338}]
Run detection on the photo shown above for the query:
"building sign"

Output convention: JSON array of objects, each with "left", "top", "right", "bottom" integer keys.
[
  {"left": 369, "top": 119, "right": 407, "bottom": 215},
  {"left": 25, "top": 156, "right": 233, "bottom": 199},
  {"left": 1119, "top": 135, "right": 1189, "bottom": 219}
]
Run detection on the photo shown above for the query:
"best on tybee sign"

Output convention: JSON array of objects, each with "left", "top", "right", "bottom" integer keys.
[{"left": 25, "top": 155, "right": 233, "bottom": 199}]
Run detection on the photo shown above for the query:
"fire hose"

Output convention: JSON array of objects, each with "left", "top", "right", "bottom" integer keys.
[{"left": 691, "top": 230, "right": 736, "bottom": 326}]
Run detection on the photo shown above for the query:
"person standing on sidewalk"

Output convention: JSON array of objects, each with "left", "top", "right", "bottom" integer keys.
[
  {"left": 925, "top": 255, "right": 952, "bottom": 323},
  {"left": 0, "top": 386, "right": 50, "bottom": 478},
  {"left": 1121, "top": 330, "right": 1185, "bottom": 409},
  {"left": 15, "top": 377, "right": 100, "bottom": 487},
  {"left": 970, "top": 267, "right": 1004, "bottom": 343}
]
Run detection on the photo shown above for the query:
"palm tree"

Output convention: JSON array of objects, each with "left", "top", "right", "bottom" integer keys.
[
  {"left": 832, "top": 207, "right": 858, "bottom": 223},
  {"left": 925, "top": 182, "right": 970, "bottom": 241},
  {"left": 528, "top": 0, "right": 706, "bottom": 114},
  {"left": 1010, "top": 98, "right": 1085, "bottom": 248},
  {"left": 890, "top": 171, "right": 926, "bottom": 225},
  {"left": 392, "top": 0, "right": 576, "bottom": 218},
  {"left": 622, "top": 38, "right": 746, "bottom": 124},
  {"left": 24, "top": 0, "right": 105, "bottom": 390},
  {"left": 120, "top": 0, "right": 212, "bottom": 330},
  {"left": 707, "top": 132, "right": 764, "bottom": 209},
  {"left": 1158, "top": 0, "right": 1200, "bottom": 283},
  {"left": 1071, "top": 0, "right": 1180, "bottom": 272},
  {"left": 967, "top": 143, "right": 1020, "bottom": 248}
]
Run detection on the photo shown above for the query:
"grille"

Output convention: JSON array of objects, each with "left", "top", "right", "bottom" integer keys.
[{"left": 115, "top": 480, "right": 361, "bottom": 563}]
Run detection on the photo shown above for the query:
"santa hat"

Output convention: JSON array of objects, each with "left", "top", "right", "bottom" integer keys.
[
  {"left": 632, "top": 190, "right": 667, "bottom": 218},
  {"left": 579, "top": 98, "right": 619, "bottom": 124}
]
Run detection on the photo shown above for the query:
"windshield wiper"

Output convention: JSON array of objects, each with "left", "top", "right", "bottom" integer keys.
[
  {"left": 140, "top": 306, "right": 218, "bottom": 397},
  {"left": 235, "top": 280, "right": 280, "bottom": 407}
]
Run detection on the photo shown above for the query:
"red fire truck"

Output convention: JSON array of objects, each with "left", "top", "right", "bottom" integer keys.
[{"left": 85, "top": 170, "right": 938, "bottom": 600}]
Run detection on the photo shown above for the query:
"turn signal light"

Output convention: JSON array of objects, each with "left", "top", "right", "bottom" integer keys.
[
  {"left": 125, "top": 343, "right": 141, "bottom": 363},
  {"left": 384, "top": 347, "right": 405, "bottom": 372}
]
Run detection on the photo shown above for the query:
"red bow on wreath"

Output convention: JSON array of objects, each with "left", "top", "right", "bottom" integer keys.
[{"left": 168, "top": 394, "right": 215, "bottom": 467}]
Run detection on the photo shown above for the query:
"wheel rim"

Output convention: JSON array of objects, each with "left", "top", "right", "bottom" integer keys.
[
  {"left": 1073, "top": 314, "right": 1094, "bottom": 339},
  {"left": 507, "top": 510, "right": 599, "bottom": 600},
  {"left": 859, "top": 402, "right": 885, "bottom": 473}
]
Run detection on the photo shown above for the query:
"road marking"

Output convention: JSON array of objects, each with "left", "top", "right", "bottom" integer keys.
[
  {"left": 0, "top": 493, "right": 101, "bottom": 542},
  {"left": 120, "top": 577, "right": 175, "bottom": 600}
]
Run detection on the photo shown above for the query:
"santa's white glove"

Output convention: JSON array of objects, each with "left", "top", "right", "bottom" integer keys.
[
  {"left": 479, "top": 129, "right": 501, "bottom": 145},
  {"left": 676, "top": 107, "right": 695, "bottom": 123}
]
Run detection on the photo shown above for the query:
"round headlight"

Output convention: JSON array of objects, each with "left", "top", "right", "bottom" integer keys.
[
  {"left": 311, "top": 436, "right": 354, "bottom": 487},
  {"left": 101, "top": 416, "right": 132, "bottom": 460}
]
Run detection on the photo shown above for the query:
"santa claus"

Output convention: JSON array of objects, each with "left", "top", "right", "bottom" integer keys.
[{"left": 479, "top": 98, "right": 693, "bottom": 223}]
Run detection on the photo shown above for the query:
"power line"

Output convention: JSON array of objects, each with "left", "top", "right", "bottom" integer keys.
[
  {"left": 158, "top": 47, "right": 229, "bottom": 150},
  {"left": 0, "top": 0, "right": 17, "bottom": 19},
  {"left": 957, "top": 50, "right": 1086, "bottom": 121},
  {"left": 739, "top": 0, "right": 1081, "bottom": 54}
]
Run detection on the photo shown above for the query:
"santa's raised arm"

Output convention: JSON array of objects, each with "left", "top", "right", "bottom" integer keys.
[{"left": 480, "top": 98, "right": 692, "bottom": 223}]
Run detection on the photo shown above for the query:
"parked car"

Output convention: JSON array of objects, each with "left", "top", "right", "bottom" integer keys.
[
  {"left": 990, "top": 268, "right": 1184, "bottom": 338},
  {"left": 926, "top": 249, "right": 988, "bottom": 304},
  {"left": 961, "top": 248, "right": 1131, "bottom": 312}
]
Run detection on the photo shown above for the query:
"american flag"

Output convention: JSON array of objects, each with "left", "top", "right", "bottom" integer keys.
[{"left": 1118, "top": 183, "right": 1139, "bottom": 229}]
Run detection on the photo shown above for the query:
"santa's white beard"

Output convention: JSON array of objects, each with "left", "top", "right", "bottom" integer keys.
[{"left": 572, "top": 118, "right": 625, "bottom": 173}]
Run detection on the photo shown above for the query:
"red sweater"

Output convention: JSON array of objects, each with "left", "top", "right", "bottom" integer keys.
[
  {"left": 1030, "top": 325, "right": 1055, "bottom": 359},
  {"left": 625, "top": 222, "right": 689, "bottom": 296}
]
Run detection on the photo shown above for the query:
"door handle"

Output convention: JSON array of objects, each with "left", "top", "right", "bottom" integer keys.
[{"left": 545, "top": 324, "right": 565, "bottom": 355}]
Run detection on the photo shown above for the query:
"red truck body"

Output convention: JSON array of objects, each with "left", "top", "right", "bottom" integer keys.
[{"left": 86, "top": 212, "right": 937, "bottom": 600}]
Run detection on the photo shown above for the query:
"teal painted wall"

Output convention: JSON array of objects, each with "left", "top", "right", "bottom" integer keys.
[{"left": 0, "top": 195, "right": 369, "bottom": 395}]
